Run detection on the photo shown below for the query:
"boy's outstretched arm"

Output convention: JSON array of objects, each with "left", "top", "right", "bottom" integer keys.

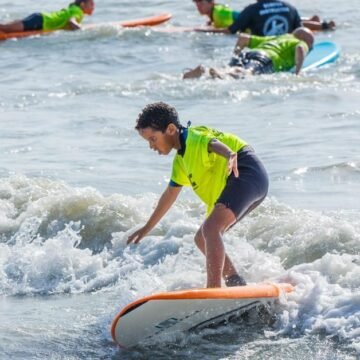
[
  {"left": 234, "top": 33, "right": 251, "bottom": 55},
  {"left": 193, "top": 27, "right": 230, "bottom": 34},
  {"left": 127, "top": 185, "right": 182, "bottom": 245},
  {"left": 208, "top": 139, "right": 239, "bottom": 177}
]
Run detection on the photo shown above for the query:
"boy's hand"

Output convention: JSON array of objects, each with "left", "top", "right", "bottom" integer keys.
[
  {"left": 228, "top": 152, "right": 239, "bottom": 177},
  {"left": 127, "top": 226, "right": 149, "bottom": 245},
  {"left": 67, "top": 18, "right": 81, "bottom": 30}
]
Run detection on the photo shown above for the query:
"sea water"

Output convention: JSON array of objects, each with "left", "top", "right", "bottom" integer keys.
[{"left": 0, "top": 0, "right": 359, "bottom": 358}]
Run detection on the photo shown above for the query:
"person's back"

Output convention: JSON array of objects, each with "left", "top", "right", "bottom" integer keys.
[
  {"left": 248, "top": 33, "right": 306, "bottom": 71},
  {"left": 229, "top": 0, "right": 301, "bottom": 36},
  {"left": 212, "top": 4, "right": 241, "bottom": 28},
  {"left": 42, "top": 4, "right": 84, "bottom": 31}
]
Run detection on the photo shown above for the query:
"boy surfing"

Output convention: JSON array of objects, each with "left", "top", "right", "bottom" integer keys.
[
  {"left": 127, "top": 102, "right": 269, "bottom": 288},
  {"left": 0, "top": 0, "right": 94, "bottom": 34}
]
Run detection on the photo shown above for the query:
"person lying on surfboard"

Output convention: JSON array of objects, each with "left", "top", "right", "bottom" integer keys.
[
  {"left": 183, "top": 27, "right": 314, "bottom": 78},
  {"left": 127, "top": 102, "right": 269, "bottom": 288},
  {"left": 193, "top": 0, "right": 335, "bottom": 34},
  {"left": 0, "top": 0, "right": 94, "bottom": 34}
]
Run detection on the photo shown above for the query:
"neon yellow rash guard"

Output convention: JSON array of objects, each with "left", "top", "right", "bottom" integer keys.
[
  {"left": 41, "top": 5, "right": 84, "bottom": 31},
  {"left": 249, "top": 34, "right": 309, "bottom": 72},
  {"left": 212, "top": 4, "right": 241, "bottom": 28},
  {"left": 170, "top": 126, "right": 247, "bottom": 215}
]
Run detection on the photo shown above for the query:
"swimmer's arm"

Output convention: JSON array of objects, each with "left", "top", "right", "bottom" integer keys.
[
  {"left": 194, "top": 27, "right": 230, "bottom": 34},
  {"left": 208, "top": 139, "right": 239, "bottom": 177},
  {"left": 67, "top": 17, "right": 82, "bottom": 30},
  {"left": 234, "top": 33, "right": 251, "bottom": 55},
  {"left": 295, "top": 44, "right": 308, "bottom": 75},
  {"left": 127, "top": 185, "right": 182, "bottom": 245}
]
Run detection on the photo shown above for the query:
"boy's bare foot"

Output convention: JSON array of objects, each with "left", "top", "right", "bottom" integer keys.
[
  {"left": 309, "top": 15, "right": 320, "bottom": 22},
  {"left": 328, "top": 20, "right": 336, "bottom": 30},
  {"left": 183, "top": 65, "right": 206, "bottom": 79},
  {"left": 225, "top": 274, "right": 247, "bottom": 287},
  {"left": 322, "top": 20, "right": 336, "bottom": 30},
  {"left": 209, "top": 67, "right": 224, "bottom": 79}
]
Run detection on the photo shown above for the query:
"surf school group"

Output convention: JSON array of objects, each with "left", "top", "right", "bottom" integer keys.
[{"left": 1, "top": 1, "right": 339, "bottom": 289}]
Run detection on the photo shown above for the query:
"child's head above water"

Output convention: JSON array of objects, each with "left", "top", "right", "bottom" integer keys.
[
  {"left": 135, "top": 102, "right": 183, "bottom": 155},
  {"left": 71, "top": 0, "right": 95, "bottom": 15},
  {"left": 193, "top": 0, "right": 215, "bottom": 16},
  {"left": 136, "top": 102, "right": 182, "bottom": 132}
]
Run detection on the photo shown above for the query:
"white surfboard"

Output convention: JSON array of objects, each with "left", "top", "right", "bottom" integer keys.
[
  {"left": 111, "top": 283, "right": 293, "bottom": 348},
  {"left": 300, "top": 41, "right": 340, "bottom": 72}
]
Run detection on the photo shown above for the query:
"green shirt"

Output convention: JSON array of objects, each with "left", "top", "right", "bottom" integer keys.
[
  {"left": 249, "top": 34, "right": 309, "bottom": 72},
  {"left": 212, "top": 4, "right": 240, "bottom": 28},
  {"left": 171, "top": 126, "right": 247, "bottom": 215},
  {"left": 42, "top": 5, "right": 84, "bottom": 31}
]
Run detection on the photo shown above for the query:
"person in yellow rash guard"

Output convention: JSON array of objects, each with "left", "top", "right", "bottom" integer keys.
[
  {"left": 193, "top": 0, "right": 240, "bottom": 28},
  {"left": 212, "top": 4, "right": 240, "bottom": 28},
  {"left": 183, "top": 27, "right": 314, "bottom": 79},
  {"left": 127, "top": 102, "right": 269, "bottom": 289},
  {"left": 0, "top": 0, "right": 94, "bottom": 33}
]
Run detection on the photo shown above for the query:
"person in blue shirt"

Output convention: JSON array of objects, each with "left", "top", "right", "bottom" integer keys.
[{"left": 193, "top": 0, "right": 335, "bottom": 35}]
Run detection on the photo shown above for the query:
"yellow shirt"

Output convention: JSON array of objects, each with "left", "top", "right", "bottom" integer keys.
[{"left": 171, "top": 126, "right": 247, "bottom": 215}]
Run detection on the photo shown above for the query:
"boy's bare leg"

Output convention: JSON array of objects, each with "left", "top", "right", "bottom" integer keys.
[
  {"left": 208, "top": 66, "right": 249, "bottom": 80},
  {"left": 0, "top": 21, "right": 25, "bottom": 33},
  {"left": 228, "top": 67, "right": 250, "bottom": 79},
  {"left": 194, "top": 227, "right": 238, "bottom": 282},
  {"left": 200, "top": 203, "right": 243, "bottom": 288},
  {"left": 183, "top": 65, "right": 206, "bottom": 79},
  {"left": 302, "top": 19, "right": 336, "bottom": 31}
]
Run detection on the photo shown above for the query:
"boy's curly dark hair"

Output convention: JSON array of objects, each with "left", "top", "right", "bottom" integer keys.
[
  {"left": 71, "top": 0, "right": 91, "bottom": 6},
  {"left": 135, "top": 102, "right": 182, "bottom": 132}
]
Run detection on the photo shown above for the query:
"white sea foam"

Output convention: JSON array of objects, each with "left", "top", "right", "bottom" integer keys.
[{"left": 0, "top": 175, "right": 359, "bottom": 353}]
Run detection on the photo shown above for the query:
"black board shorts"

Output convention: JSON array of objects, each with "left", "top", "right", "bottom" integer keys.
[
  {"left": 22, "top": 13, "right": 44, "bottom": 31},
  {"left": 229, "top": 51, "right": 274, "bottom": 75},
  {"left": 216, "top": 146, "right": 269, "bottom": 221}
]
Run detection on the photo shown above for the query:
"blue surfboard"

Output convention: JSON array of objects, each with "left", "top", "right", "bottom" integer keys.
[{"left": 301, "top": 41, "right": 340, "bottom": 72}]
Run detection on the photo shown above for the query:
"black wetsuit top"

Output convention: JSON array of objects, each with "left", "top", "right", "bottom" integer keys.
[{"left": 228, "top": 0, "right": 302, "bottom": 36}]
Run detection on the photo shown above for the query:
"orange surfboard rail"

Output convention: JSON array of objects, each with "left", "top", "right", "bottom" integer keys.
[{"left": 119, "top": 13, "right": 172, "bottom": 28}]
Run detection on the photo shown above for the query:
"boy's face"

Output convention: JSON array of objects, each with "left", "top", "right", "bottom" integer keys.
[
  {"left": 138, "top": 126, "right": 176, "bottom": 155},
  {"left": 81, "top": 0, "right": 95, "bottom": 15},
  {"left": 193, "top": 0, "right": 214, "bottom": 16}
]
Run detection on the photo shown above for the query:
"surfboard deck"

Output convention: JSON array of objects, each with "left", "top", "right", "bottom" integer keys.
[
  {"left": 300, "top": 41, "right": 340, "bottom": 72},
  {"left": 111, "top": 283, "right": 293, "bottom": 348},
  {"left": 0, "top": 13, "right": 172, "bottom": 41}
]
